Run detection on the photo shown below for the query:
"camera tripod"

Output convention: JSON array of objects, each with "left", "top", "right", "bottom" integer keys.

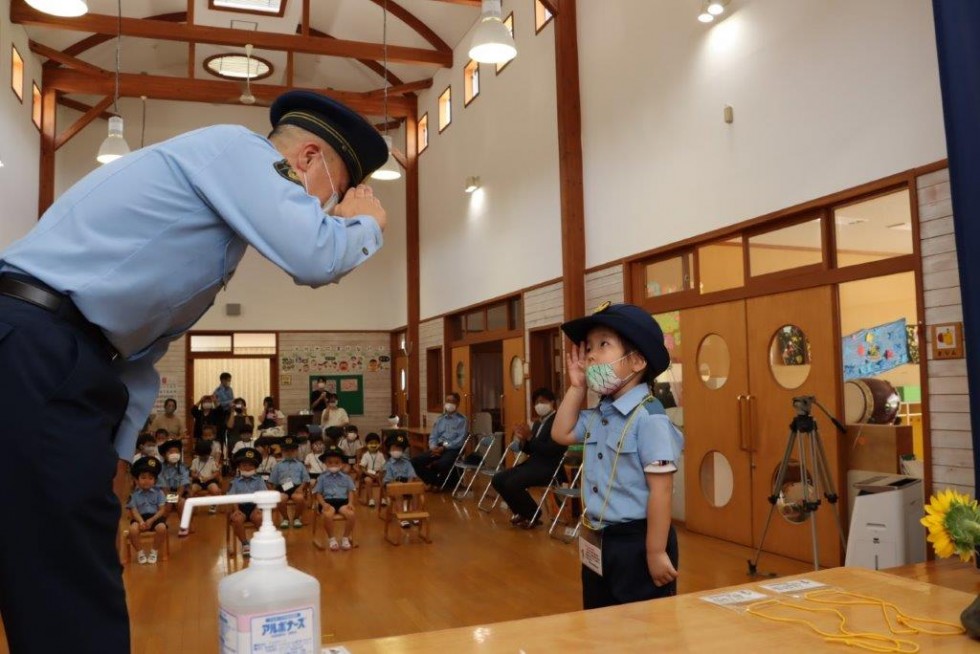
[{"left": 748, "top": 396, "right": 847, "bottom": 575}]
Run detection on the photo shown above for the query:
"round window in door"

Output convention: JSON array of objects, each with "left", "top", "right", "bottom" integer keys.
[
  {"left": 699, "top": 450, "right": 734, "bottom": 507},
  {"left": 697, "top": 334, "right": 730, "bottom": 390},
  {"left": 456, "top": 361, "right": 466, "bottom": 389},
  {"left": 769, "top": 325, "right": 812, "bottom": 390},
  {"left": 510, "top": 356, "right": 524, "bottom": 390}
]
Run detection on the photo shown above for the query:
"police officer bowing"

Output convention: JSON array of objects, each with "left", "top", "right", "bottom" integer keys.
[{"left": 0, "top": 90, "right": 388, "bottom": 653}]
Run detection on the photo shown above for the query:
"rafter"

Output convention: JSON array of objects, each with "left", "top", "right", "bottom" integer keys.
[
  {"left": 366, "top": 79, "right": 432, "bottom": 97},
  {"left": 373, "top": 118, "right": 404, "bottom": 132},
  {"left": 43, "top": 68, "right": 415, "bottom": 117},
  {"left": 56, "top": 95, "right": 114, "bottom": 150},
  {"left": 29, "top": 40, "right": 110, "bottom": 77},
  {"left": 426, "top": 0, "right": 480, "bottom": 6},
  {"left": 304, "top": 26, "right": 406, "bottom": 88},
  {"left": 44, "top": 12, "right": 187, "bottom": 70},
  {"left": 366, "top": 0, "right": 450, "bottom": 53},
  {"left": 58, "top": 96, "right": 115, "bottom": 120},
  {"left": 539, "top": 0, "right": 559, "bottom": 16},
  {"left": 12, "top": 1, "right": 452, "bottom": 68}
]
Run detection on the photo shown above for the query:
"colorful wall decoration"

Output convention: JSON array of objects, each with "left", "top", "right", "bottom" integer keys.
[
  {"left": 842, "top": 318, "right": 911, "bottom": 380},
  {"left": 279, "top": 345, "right": 391, "bottom": 375}
]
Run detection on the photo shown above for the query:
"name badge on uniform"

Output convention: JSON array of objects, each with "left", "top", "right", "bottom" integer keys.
[
  {"left": 579, "top": 527, "right": 603, "bottom": 577},
  {"left": 166, "top": 493, "right": 179, "bottom": 504},
  {"left": 281, "top": 480, "right": 295, "bottom": 492}
]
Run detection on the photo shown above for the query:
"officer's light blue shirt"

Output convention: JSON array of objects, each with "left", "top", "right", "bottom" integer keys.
[
  {"left": 157, "top": 463, "right": 191, "bottom": 490},
  {"left": 572, "top": 385, "right": 684, "bottom": 528},
  {"left": 0, "top": 125, "right": 383, "bottom": 461},
  {"left": 127, "top": 487, "right": 166, "bottom": 516},
  {"left": 313, "top": 470, "right": 356, "bottom": 500},
  {"left": 227, "top": 474, "right": 268, "bottom": 496},
  {"left": 214, "top": 385, "right": 235, "bottom": 410},
  {"left": 429, "top": 412, "right": 468, "bottom": 450},
  {"left": 269, "top": 458, "right": 310, "bottom": 488},
  {"left": 383, "top": 457, "right": 418, "bottom": 482}
]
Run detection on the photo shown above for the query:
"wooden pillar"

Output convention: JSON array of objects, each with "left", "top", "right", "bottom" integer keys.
[
  {"left": 38, "top": 84, "right": 57, "bottom": 217},
  {"left": 405, "top": 109, "right": 421, "bottom": 426},
  {"left": 554, "top": 0, "right": 585, "bottom": 320}
]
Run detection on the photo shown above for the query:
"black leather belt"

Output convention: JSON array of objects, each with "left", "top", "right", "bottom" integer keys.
[{"left": 0, "top": 274, "right": 119, "bottom": 360}]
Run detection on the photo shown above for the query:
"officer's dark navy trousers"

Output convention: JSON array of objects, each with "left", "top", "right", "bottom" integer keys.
[
  {"left": 581, "top": 521, "right": 679, "bottom": 609},
  {"left": 0, "top": 296, "right": 130, "bottom": 653},
  {"left": 410, "top": 448, "right": 461, "bottom": 487}
]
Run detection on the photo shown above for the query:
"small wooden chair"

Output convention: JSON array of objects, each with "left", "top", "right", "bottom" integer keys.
[
  {"left": 120, "top": 520, "right": 171, "bottom": 564},
  {"left": 225, "top": 510, "right": 258, "bottom": 562},
  {"left": 382, "top": 481, "right": 431, "bottom": 545},
  {"left": 311, "top": 504, "right": 357, "bottom": 550}
]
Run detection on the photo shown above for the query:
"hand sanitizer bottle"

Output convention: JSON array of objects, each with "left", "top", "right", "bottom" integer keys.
[{"left": 181, "top": 491, "right": 320, "bottom": 653}]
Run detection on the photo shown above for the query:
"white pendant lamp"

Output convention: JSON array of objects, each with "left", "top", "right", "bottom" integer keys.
[
  {"left": 26, "top": 0, "right": 88, "bottom": 17},
  {"left": 97, "top": 0, "right": 130, "bottom": 164},
  {"left": 469, "top": 0, "right": 516, "bottom": 65},
  {"left": 372, "top": 135, "right": 402, "bottom": 181}
]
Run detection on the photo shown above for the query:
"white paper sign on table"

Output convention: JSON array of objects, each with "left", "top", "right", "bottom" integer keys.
[
  {"left": 699, "top": 589, "right": 769, "bottom": 607},
  {"left": 758, "top": 579, "right": 827, "bottom": 594}
]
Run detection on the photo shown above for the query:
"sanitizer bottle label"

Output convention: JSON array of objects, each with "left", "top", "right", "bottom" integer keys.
[{"left": 220, "top": 606, "right": 316, "bottom": 653}]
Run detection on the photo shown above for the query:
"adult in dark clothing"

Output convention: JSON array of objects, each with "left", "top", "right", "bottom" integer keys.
[
  {"left": 491, "top": 388, "right": 567, "bottom": 528},
  {"left": 310, "top": 376, "right": 329, "bottom": 422},
  {"left": 191, "top": 394, "right": 226, "bottom": 444}
]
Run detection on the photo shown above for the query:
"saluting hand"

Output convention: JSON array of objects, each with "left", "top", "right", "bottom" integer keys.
[
  {"left": 566, "top": 343, "right": 587, "bottom": 389},
  {"left": 333, "top": 184, "right": 387, "bottom": 232}
]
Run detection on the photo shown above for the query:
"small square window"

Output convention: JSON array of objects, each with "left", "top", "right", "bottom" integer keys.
[
  {"left": 534, "top": 0, "right": 554, "bottom": 33},
  {"left": 418, "top": 113, "right": 429, "bottom": 153},
  {"left": 438, "top": 86, "right": 452, "bottom": 132},
  {"left": 464, "top": 60, "right": 480, "bottom": 106},
  {"left": 496, "top": 13, "right": 515, "bottom": 74},
  {"left": 31, "top": 83, "right": 41, "bottom": 129},
  {"left": 11, "top": 45, "right": 24, "bottom": 102}
]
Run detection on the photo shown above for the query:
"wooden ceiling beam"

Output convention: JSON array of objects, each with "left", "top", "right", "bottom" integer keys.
[
  {"left": 12, "top": 1, "right": 452, "bottom": 67},
  {"left": 43, "top": 11, "right": 187, "bottom": 70},
  {"left": 55, "top": 95, "right": 114, "bottom": 150},
  {"left": 373, "top": 118, "right": 404, "bottom": 132},
  {"left": 29, "top": 39, "right": 110, "bottom": 77},
  {"left": 366, "top": 79, "right": 432, "bottom": 97},
  {"left": 425, "top": 0, "right": 480, "bottom": 6},
  {"left": 304, "top": 26, "right": 406, "bottom": 88},
  {"left": 539, "top": 0, "right": 559, "bottom": 17},
  {"left": 58, "top": 96, "right": 115, "bottom": 120},
  {"left": 43, "top": 68, "right": 414, "bottom": 117},
  {"left": 366, "top": 0, "right": 450, "bottom": 53}
]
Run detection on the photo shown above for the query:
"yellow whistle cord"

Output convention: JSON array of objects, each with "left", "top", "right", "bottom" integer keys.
[{"left": 745, "top": 589, "right": 964, "bottom": 653}]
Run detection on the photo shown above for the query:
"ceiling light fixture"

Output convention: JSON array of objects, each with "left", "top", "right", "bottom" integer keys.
[
  {"left": 97, "top": 0, "right": 130, "bottom": 164},
  {"left": 707, "top": 1, "right": 728, "bottom": 16},
  {"left": 469, "top": 0, "right": 517, "bottom": 65},
  {"left": 25, "top": 0, "right": 88, "bottom": 17},
  {"left": 371, "top": 0, "right": 402, "bottom": 181},
  {"left": 464, "top": 176, "right": 481, "bottom": 193},
  {"left": 239, "top": 44, "right": 257, "bottom": 105}
]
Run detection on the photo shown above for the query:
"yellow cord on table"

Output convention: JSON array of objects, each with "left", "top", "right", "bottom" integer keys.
[{"left": 745, "top": 589, "right": 964, "bottom": 653}]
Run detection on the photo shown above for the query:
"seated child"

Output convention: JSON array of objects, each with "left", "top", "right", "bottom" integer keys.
[
  {"left": 381, "top": 434, "right": 420, "bottom": 525},
  {"left": 189, "top": 439, "right": 222, "bottom": 513},
  {"left": 227, "top": 447, "right": 267, "bottom": 558},
  {"left": 296, "top": 425, "right": 312, "bottom": 460},
  {"left": 157, "top": 439, "right": 191, "bottom": 535},
  {"left": 199, "top": 424, "right": 223, "bottom": 464},
  {"left": 312, "top": 447, "right": 356, "bottom": 551},
  {"left": 357, "top": 433, "right": 386, "bottom": 507},
  {"left": 323, "top": 426, "right": 344, "bottom": 448},
  {"left": 133, "top": 432, "right": 160, "bottom": 463},
  {"left": 127, "top": 457, "right": 168, "bottom": 565},
  {"left": 153, "top": 427, "right": 170, "bottom": 449},
  {"left": 268, "top": 435, "right": 310, "bottom": 529},
  {"left": 255, "top": 436, "right": 278, "bottom": 481},
  {"left": 231, "top": 423, "right": 257, "bottom": 455},
  {"left": 338, "top": 424, "right": 363, "bottom": 472},
  {"left": 304, "top": 434, "right": 327, "bottom": 479}
]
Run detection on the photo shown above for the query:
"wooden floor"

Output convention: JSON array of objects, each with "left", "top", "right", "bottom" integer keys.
[{"left": 0, "top": 492, "right": 816, "bottom": 652}]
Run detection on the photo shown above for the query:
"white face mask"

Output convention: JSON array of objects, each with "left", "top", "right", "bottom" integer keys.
[
  {"left": 303, "top": 152, "right": 339, "bottom": 214},
  {"left": 534, "top": 403, "right": 553, "bottom": 418},
  {"left": 444, "top": 403, "right": 457, "bottom": 413},
  {"left": 346, "top": 433, "right": 358, "bottom": 441},
  {"left": 240, "top": 469, "right": 256, "bottom": 478},
  {"left": 388, "top": 417, "right": 399, "bottom": 426},
  {"left": 202, "top": 402, "right": 213, "bottom": 410},
  {"left": 142, "top": 445, "right": 157, "bottom": 455},
  {"left": 390, "top": 451, "right": 403, "bottom": 459},
  {"left": 167, "top": 453, "right": 181, "bottom": 464},
  {"left": 326, "top": 466, "right": 342, "bottom": 474},
  {"left": 317, "top": 383, "right": 326, "bottom": 390},
  {"left": 164, "top": 406, "right": 175, "bottom": 415}
]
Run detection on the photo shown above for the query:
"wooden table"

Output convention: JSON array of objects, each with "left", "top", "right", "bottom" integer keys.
[
  {"left": 332, "top": 567, "right": 977, "bottom": 652},
  {"left": 401, "top": 427, "right": 430, "bottom": 456}
]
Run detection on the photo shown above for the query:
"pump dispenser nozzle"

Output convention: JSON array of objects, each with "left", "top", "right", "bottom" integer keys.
[{"left": 181, "top": 490, "right": 286, "bottom": 563}]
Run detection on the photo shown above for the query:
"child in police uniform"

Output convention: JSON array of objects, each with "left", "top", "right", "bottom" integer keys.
[
  {"left": 126, "top": 457, "right": 168, "bottom": 565},
  {"left": 381, "top": 434, "right": 420, "bottom": 525},
  {"left": 304, "top": 434, "right": 327, "bottom": 478},
  {"left": 268, "top": 435, "right": 310, "bottom": 529},
  {"left": 227, "top": 447, "right": 267, "bottom": 558},
  {"left": 189, "top": 439, "right": 222, "bottom": 513},
  {"left": 231, "top": 423, "right": 257, "bottom": 455},
  {"left": 157, "top": 439, "right": 192, "bottom": 535},
  {"left": 312, "top": 447, "right": 357, "bottom": 551},
  {"left": 552, "top": 302, "right": 684, "bottom": 610},
  {"left": 357, "top": 433, "right": 386, "bottom": 507},
  {"left": 133, "top": 432, "right": 160, "bottom": 463}
]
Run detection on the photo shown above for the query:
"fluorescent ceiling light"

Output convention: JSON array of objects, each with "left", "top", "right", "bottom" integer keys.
[
  {"left": 698, "top": 11, "right": 714, "bottom": 23},
  {"left": 213, "top": 0, "right": 283, "bottom": 13},
  {"left": 26, "top": 0, "right": 88, "bottom": 17},
  {"left": 887, "top": 222, "right": 912, "bottom": 232}
]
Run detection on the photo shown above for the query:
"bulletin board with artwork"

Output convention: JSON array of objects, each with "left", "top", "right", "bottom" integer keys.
[{"left": 310, "top": 375, "right": 364, "bottom": 416}]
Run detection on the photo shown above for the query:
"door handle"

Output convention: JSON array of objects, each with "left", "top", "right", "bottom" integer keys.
[
  {"left": 737, "top": 395, "right": 749, "bottom": 452},
  {"left": 746, "top": 394, "right": 757, "bottom": 453}
]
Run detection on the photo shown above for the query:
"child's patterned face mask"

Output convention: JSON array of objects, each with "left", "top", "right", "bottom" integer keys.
[{"left": 585, "top": 353, "right": 637, "bottom": 396}]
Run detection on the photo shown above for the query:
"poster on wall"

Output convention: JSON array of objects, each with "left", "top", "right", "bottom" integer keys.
[
  {"left": 842, "top": 318, "right": 911, "bottom": 380},
  {"left": 310, "top": 375, "right": 364, "bottom": 415},
  {"left": 280, "top": 345, "right": 390, "bottom": 374},
  {"left": 153, "top": 376, "right": 180, "bottom": 413}
]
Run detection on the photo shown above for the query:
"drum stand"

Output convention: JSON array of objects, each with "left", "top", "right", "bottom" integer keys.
[{"left": 748, "top": 396, "right": 848, "bottom": 576}]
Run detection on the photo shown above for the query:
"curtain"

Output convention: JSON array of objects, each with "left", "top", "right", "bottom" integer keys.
[{"left": 193, "top": 358, "right": 271, "bottom": 415}]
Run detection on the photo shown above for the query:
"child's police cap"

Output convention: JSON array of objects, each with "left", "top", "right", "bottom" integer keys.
[
  {"left": 318, "top": 446, "right": 346, "bottom": 463},
  {"left": 233, "top": 447, "right": 262, "bottom": 466},
  {"left": 561, "top": 302, "right": 671, "bottom": 379},
  {"left": 132, "top": 456, "right": 161, "bottom": 478},
  {"left": 270, "top": 91, "right": 387, "bottom": 187},
  {"left": 194, "top": 440, "right": 212, "bottom": 457},
  {"left": 365, "top": 432, "right": 381, "bottom": 443},
  {"left": 385, "top": 433, "right": 408, "bottom": 449},
  {"left": 159, "top": 439, "right": 183, "bottom": 455},
  {"left": 281, "top": 435, "right": 300, "bottom": 450}
]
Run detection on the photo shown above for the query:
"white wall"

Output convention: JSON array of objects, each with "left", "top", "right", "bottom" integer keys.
[
  {"left": 55, "top": 97, "right": 407, "bottom": 331},
  {"left": 578, "top": 0, "right": 946, "bottom": 268},
  {"left": 417, "top": 0, "right": 561, "bottom": 320},
  {"left": 0, "top": 0, "right": 42, "bottom": 250}
]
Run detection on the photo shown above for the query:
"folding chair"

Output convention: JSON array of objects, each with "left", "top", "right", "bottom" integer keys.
[
  {"left": 477, "top": 439, "right": 525, "bottom": 512},
  {"left": 451, "top": 433, "right": 499, "bottom": 500},
  {"left": 547, "top": 462, "right": 583, "bottom": 543},
  {"left": 438, "top": 433, "right": 473, "bottom": 491},
  {"left": 383, "top": 481, "right": 431, "bottom": 545},
  {"left": 528, "top": 453, "right": 574, "bottom": 524}
]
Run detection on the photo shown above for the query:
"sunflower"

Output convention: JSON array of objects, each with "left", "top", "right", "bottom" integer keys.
[{"left": 921, "top": 489, "right": 980, "bottom": 562}]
